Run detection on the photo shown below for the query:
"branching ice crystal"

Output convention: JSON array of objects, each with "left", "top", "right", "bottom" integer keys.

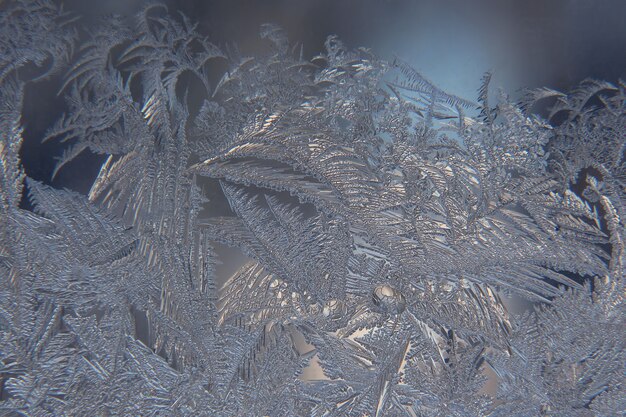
[{"left": 0, "top": 1, "right": 624, "bottom": 416}]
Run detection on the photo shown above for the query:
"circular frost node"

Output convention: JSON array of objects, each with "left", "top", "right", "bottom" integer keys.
[
  {"left": 372, "top": 284, "right": 406, "bottom": 314},
  {"left": 322, "top": 299, "right": 348, "bottom": 320}
]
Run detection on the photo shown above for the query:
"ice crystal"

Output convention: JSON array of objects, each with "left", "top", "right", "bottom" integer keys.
[{"left": 0, "top": 2, "right": 624, "bottom": 416}]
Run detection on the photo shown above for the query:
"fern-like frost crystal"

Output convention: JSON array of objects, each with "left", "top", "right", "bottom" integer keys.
[{"left": 0, "top": 2, "right": 624, "bottom": 416}]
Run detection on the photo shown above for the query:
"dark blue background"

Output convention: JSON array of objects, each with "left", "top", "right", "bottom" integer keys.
[{"left": 19, "top": 0, "right": 626, "bottom": 195}]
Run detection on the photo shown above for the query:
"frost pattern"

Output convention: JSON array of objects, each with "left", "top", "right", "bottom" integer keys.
[{"left": 0, "top": 2, "right": 624, "bottom": 416}]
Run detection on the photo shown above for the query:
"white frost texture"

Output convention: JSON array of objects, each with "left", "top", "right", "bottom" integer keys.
[{"left": 0, "top": 2, "right": 624, "bottom": 416}]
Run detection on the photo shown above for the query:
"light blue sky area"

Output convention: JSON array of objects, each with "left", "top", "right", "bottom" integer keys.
[{"left": 369, "top": 0, "right": 625, "bottom": 104}]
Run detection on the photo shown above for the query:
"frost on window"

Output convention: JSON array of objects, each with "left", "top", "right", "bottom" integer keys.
[{"left": 0, "top": 2, "right": 624, "bottom": 416}]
